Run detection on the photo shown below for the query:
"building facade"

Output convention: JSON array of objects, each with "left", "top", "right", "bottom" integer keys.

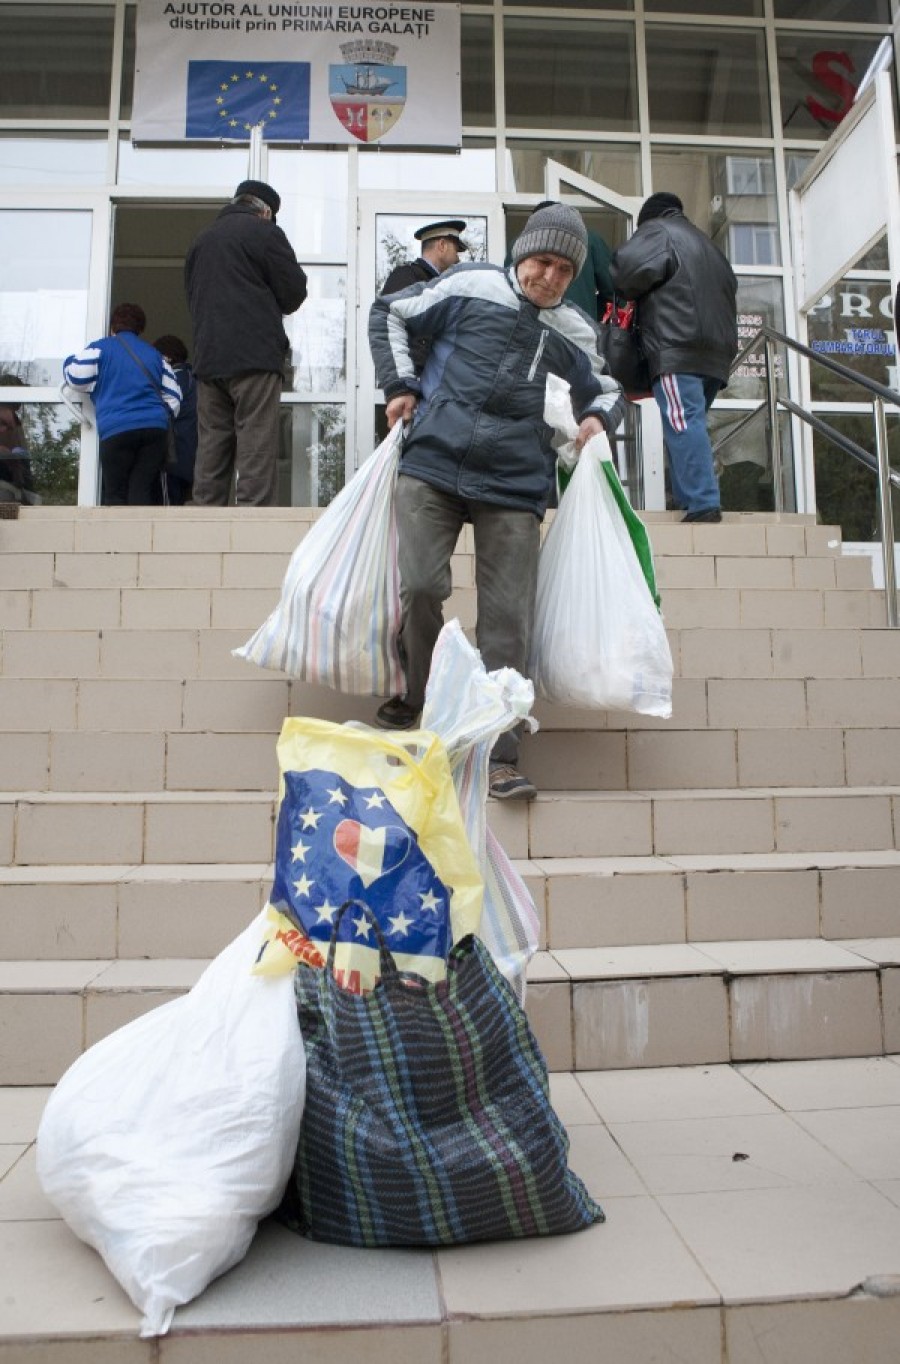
[{"left": 1, "top": 0, "right": 897, "bottom": 536}]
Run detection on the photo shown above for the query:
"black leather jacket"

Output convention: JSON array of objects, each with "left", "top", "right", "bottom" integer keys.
[{"left": 609, "top": 209, "right": 738, "bottom": 385}]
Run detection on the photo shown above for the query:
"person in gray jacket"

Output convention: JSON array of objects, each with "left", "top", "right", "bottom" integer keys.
[
  {"left": 369, "top": 202, "right": 625, "bottom": 800},
  {"left": 609, "top": 192, "right": 738, "bottom": 522}
]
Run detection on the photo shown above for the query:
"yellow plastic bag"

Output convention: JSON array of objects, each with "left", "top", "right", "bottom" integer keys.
[{"left": 260, "top": 717, "right": 483, "bottom": 993}]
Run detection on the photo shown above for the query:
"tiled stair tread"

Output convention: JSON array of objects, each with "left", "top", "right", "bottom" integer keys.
[{"left": 3, "top": 938, "right": 898, "bottom": 994}]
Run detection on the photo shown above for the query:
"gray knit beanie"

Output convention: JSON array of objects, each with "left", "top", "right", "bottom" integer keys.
[{"left": 511, "top": 203, "right": 588, "bottom": 277}]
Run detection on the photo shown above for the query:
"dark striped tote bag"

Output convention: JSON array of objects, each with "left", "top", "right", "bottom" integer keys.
[{"left": 279, "top": 902, "right": 604, "bottom": 1247}]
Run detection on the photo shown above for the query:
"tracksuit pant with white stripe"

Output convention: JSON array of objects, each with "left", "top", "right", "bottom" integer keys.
[{"left": 653, "top": 372, "right": 722, "bottom": 516}]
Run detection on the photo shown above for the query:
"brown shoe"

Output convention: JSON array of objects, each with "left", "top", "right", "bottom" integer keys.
[
  {"left": 488, "top": 764, "right": 537, "bottom": 801},
  {"left": 374, "top": 696, "right": 421, "bottom": 730}
]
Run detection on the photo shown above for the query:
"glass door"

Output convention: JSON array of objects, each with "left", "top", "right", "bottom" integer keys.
[
  {"left": 540, "top": 162, "right": 666, "bottom": 509},
  {"left": 355, "top": 193, "right": 506, "bottom": 463}
]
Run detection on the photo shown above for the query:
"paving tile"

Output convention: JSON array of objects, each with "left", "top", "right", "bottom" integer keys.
[
  {"left": 695, "top": 938, "right": 871, "bottom": 973},
  {"left": 608, "top": 1111, "right": 857, "bottom": 1194},
  {"left": 547, "top": 1071, "right": 598, "bottom": 1126},
  {"left": 0, "top": 1145, "right": 57, "bottom": 1220},
  {"left": 162, "top": 1325, "right": 442, "bottom": 1364},
  {"left": 578, "top": 1064, "right": 778, "bottom": 1123},
  {"left": 726, "top": 1297, "right": 900, "bottom": 1364},
  {"left": 0, "top": 1087, "right": 52, "bottom": 1143},
  {"left": 0, "top": 1338, "right": 154, "bottom": 1362},
  {"left": 565, "top": 1123, "right": 645, "bottom": 1198},
  {"left": 437, "top": 1195, "right": 717, "bottom": 1316},
  {"left": 174, "top": 1218, "right": 441, "bottom": 1328},
  {"left": 0, "top": 1143, "right": 26, "bottom": 1180},
  {"left": 730, "top": 971, "right": 883, "bottom": 1061},
  {"left": 0, "top": 1219, "right": 142, "bottom": 1334},
  {"left": 793, "top": 1107, "right": 900, "bottom": 1180},
  {"left": 447, "top": 1307, "right": 722, "bottom": 1364},
  {"left": 660, "top": 1180, "right": 900, "bottom": 1300},
  {"left": 574, "top": 976, "right": 730, "bottom": 1070},
  {"left": 554, "top": 943, "right": 717, "bottom": 980},
  {"left": 737, "top": 1057, "right": 900, "bottom": 1111}
]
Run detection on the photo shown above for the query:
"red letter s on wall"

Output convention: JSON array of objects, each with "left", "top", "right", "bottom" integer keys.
[{"left": 805, "top": 51, "right": 856, "bottom": 125}]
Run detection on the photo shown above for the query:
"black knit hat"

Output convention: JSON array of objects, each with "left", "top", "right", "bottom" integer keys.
[
  {"left": 233, "top": 179, "right": 280, "bottom": 222},
  {"left": 637, "top": 192, "right": 683, "bottom": 226},
  {"left": 511, "top": 203, "right": 588, "bottom": 277}
]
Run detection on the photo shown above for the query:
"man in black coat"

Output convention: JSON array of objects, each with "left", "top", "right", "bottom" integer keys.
[
  {"left": 380, "top": 220, "right": 469, "bottom": 373},
  {"left": 610, "top": 192, "right": 738, "bottom": 523},
  {"left": 185, "top": 180, "right": 308, "bottom": 506}
]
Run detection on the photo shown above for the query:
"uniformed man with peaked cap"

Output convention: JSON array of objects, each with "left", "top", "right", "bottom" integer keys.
[{"left": 380, "top": 219, "right": 470, "bottom": 372}]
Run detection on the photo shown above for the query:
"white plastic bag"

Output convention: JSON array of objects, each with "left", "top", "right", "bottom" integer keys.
[
  {"left": 234, "top": 425, "right": 404, "bottom": 696},
  {"left": 36, "top": 911, "right": 305, "bottom": 1338},
  {"left": 530, "top": 433, "right": 673, "bottom": 717},
  {"left": 422, "top": 620, "right": 541, "bottom": 1000}
]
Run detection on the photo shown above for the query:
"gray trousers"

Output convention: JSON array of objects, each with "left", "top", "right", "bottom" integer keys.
[
  {"left": 193, "top": 371, "right": 282, "bottom": 507},
  {"left": 395, "top": 474, "right": 540, "bottom": 765}
]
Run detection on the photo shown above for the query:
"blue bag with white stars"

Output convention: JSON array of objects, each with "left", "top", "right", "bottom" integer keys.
[{"left": 264, "top": 716, "right": 484, "bottom": 994}]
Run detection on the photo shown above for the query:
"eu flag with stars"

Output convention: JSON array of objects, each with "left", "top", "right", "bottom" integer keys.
[
  {"left": 270, "top": 768, "right": 453, "bottom": 965},
  {"left": 185, "top": 61, "right": 310, "bottom": 141}
]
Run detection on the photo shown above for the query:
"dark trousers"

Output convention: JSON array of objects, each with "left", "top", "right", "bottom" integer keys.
[
  {"left": 99, "top": 427, "right": 167, "bottom": 506},
  {"left": 395, "top": 474, "right": 540, "bottom": 765},
  {"left": 193, "top": 371, "right": 282, "bottom": 507}
]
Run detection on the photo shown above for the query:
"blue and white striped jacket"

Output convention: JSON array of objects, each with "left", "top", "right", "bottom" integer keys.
[
  {"left": 63, "top": 332, "right": 181, "bottom": 441},
  {"left": 368, "top": 261, "right": 625, "bottom": 517}
]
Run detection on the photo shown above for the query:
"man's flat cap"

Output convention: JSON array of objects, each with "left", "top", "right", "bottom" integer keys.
[
  {"left": 233, "top": 179, "right": 281, "bottom": 222},
  {"left": 415, "top": 219, "right": 470, "bottom": 250}
]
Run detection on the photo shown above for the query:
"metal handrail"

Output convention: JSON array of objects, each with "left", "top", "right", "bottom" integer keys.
[{"left": 719, "top": 324, "right": 900, "bottom": 626}]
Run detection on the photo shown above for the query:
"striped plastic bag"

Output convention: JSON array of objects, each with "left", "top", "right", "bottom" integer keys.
[
  {"left": 234, "top": 425, "right": 404, "bottom": 696},
  {"left": 421, "top": 620, "right": 540, "bottom": 1002}
]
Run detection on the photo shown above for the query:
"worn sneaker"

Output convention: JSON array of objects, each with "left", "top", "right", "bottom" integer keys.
[
  {"left": 682, "top": 508, "right": 722, "bottom": 523},
  {"left": 488, "top": 764, "right": 537, "bottom": 801},
  {"left": 374, "top": 695, "right": 421, "bottom": 730}
]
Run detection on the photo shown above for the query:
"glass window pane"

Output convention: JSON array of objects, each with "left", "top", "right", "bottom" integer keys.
[
  {"left": 778, "top": 35, "right": 887, "bottom": 138},
  {"left": 729, "top": 276, "right": 787, "bottom": 402},
  {"left": 358, "top": 143, "right": 496, "bottom": 193},
  {"left": 505, "top": 141, "right": 641, "bottom": 196},
  {"left": 775, "top": 0, "right": 890, "bottom": 19},
  {"left": 515, "top": 0, "right": 632, "bottom": 7},
  {"left": 0, "top": 211, "right": 92, "bottom": 386},
  {"left": 505, "top": 19, "right": 637, "bottom": 133},
  {"left": 650, "top": 148, "right": 779, "bottom": 264},
  {"left": 813, "top": 413, "right": 900, "bottom": 545},
  {"left": 807, "top": 278, "right": 895, "bottom": 401},
  {"left": 376, "top": 213, "right": 489, "bottom": 294},
  {"left": 280, "top": 402, "right": 345, "bottom": 507},
  {"left": 646, "top": 26, "right": 770, "bottom": 136},
  {"left": 648, "top": 0, "right": 760, "bottom": 9},
  {"left": 712, "top": 410, "right": 795, "bottom": 513},
  {"left": 285, "top": 267, "right": 346, "bottom": 395},
  {"left": 120, "top": 3, "right": 135, "bottom": 120},
  {"left": 462, "top": 14, "right": 494, "bottom": 128},
  {"left": 118, "top": 139, "right": 248, "bottom": 187},
  {"left": 0, "top": 398, "right": 80, "bottom": 506},
  {"left": 267, "top": 151, "right": 348, "bottom": 257},
  {"left": 0, "top": 5, "right": 114, "bottom": 118},
  {"left": 0, "top": 135, "right": 108, "bottom": 187}
]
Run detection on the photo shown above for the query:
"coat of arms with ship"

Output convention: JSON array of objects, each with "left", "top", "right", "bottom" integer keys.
[{"left": 330, "top": 39, "right": 406, "bottom": 143}]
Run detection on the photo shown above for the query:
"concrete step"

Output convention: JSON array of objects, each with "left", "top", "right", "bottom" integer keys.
[
  {"left": 0, "top": 543, "right": 873, "bottom": 593},
  {"left": 6, "top": 723, "right": 900, "bottom": 794},
  {"left": 3, "top": 936, "right": 899, "bottom": 1084},
  {"left": 3, "top": 625, "right": 900, "bottom": 681},
  {"left": 3, "top": 853, "right": 900, "bottom": 961},
  {"left": 2, "top": 786, "right": 899, "bottom": 868},
  {"left": 0, "top": 580, "right": 885, "bottom": 633},
  {"left": 5, "top": 1056, "right": 900, "bottom": 1361}
]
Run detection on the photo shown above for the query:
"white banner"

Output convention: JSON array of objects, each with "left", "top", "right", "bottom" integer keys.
[{"left": 132, "top": 1, "right": 461, "bottom": 147}]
